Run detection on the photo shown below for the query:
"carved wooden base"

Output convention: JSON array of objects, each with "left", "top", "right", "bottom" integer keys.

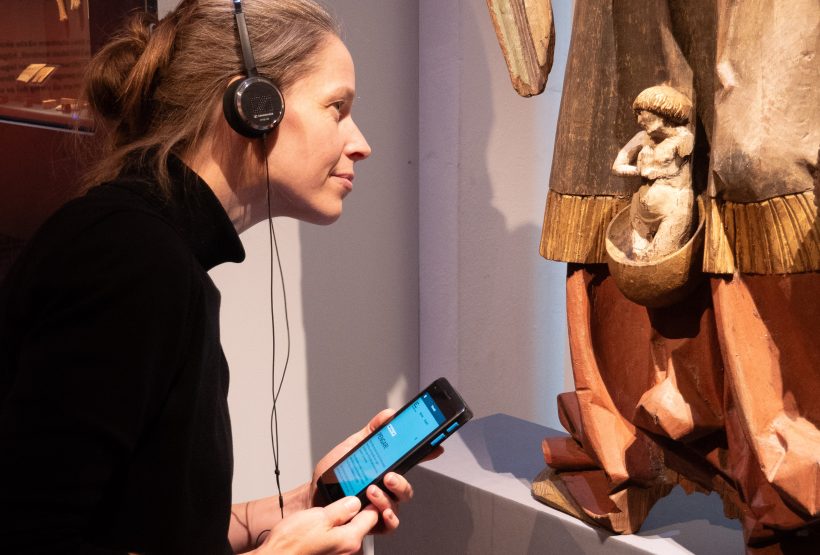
[
  {"left": 531, "top": 467, "right": 590, "bottom": 525},
  {"left": 533, "top": 466, "right": 820, "bottom": 554},
  {"left": 531, "top": 467, "right": 674, "bottom": 535}
]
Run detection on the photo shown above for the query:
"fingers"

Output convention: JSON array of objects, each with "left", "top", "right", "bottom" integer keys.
[
  {"left": 382, "top": 472, "right": 413, "bottom": 502},
  {"left": 380, "top": 507, "right": 400, "bottom": 532},
  {"left": 310, "top": 409, "right": 400, "bottom": 506},
  {"left": 366, "top": 409, "right": 395, "bottom": 433},
  {"left": 364, "top": 473, "right": 412, "bottom": 535},
  {"left": 364, "top": 474, "right": 412, "bottom": 517},
  {"left": 265, "top": 498, "right": 378, "bottom": 554},
  {"left": 365, "top": 484, "right": 402, "bottom": 534},
  {"left": 325, "top": 504, "right": 379, "bottom": 551},
  {"left": 344, "top": 504, "right": 380, "bottom": 537},
  {"left": 422, "top": 445, "right": 444, "bottom": 462},
  {"left": 323, "top": 496, "right": 362, "bottom": 527},
  {"left": 365, "top": 484, "right": 395, "bottom": 517}
]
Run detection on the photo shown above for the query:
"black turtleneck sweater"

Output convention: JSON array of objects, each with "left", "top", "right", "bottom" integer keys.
[{"left": 0, "top": 159, "right": 245, "bottom": 554}]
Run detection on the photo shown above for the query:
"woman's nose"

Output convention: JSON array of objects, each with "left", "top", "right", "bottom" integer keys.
[{"left": 346, "top": 119, "right": 372, "bottom": 161}]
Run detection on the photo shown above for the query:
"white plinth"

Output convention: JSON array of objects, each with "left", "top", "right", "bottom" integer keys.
[{"left": 374, "top": 413, "right": 743, "bottom": 554}]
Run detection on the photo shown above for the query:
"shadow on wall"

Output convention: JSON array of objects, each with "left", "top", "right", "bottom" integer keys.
[
  {"left": 448, "top": 1, "right": 568, "bottom": 428},
  {"left": 457, "top": 413, "right": 563, "bottom": 483}
]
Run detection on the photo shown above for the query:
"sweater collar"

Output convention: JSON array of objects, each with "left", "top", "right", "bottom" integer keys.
[
  {"left": 118, "top": 156, "right": 246, "bottom": 271},
  {"left": 164, "top": 156, "right": 246, "bottom": 271}
]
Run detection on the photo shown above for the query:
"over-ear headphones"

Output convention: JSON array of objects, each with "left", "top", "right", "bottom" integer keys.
[
  {"left": 223, "top": 0, "right": 285, "bottom": 138},
  {"left": 223, "top": 0, "right": 290, "bottom": 522}
]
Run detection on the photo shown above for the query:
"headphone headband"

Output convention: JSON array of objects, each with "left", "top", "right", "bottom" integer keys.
[
  {"left": 223, "top": 0, "right": 285, "bottom": 138},
  {"left": 232, "top": 0, "right": 258, "bottom": 77}
]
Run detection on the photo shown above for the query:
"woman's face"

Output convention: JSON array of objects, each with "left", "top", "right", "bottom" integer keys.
[{"left": 266, "top": 35, "right": 371, "bottom": 224}]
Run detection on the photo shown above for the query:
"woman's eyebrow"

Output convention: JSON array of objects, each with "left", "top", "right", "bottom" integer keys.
[{"left": 325, "top": 86, "right": 356, "bottom": 101}]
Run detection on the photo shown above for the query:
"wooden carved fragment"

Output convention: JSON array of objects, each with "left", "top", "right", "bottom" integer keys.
[{"left": 486, "top": 0, "right": 554, "bottom": 97}]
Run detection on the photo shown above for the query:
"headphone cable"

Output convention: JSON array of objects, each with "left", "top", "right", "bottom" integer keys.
[{"left": 261, "top": 133, "right": 291, "bottom": 521}]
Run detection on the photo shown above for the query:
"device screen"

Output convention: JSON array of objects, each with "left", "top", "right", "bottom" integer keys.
[{"left": 334, "top": 392, "right": 446, "bottom": 496}]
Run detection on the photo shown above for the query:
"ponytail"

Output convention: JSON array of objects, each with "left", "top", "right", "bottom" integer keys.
[
  {"left": 117, "top": 11, "right": 179, "bottom": 140},
  {"left": 81, "top": 10, "right": 178, "bottom": 187}
]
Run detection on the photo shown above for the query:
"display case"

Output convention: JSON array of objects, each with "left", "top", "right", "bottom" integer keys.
[
  {"left": 0, "top": 0, "right": 157, "bottom": 279},
  {"left": 0, "top": 1, "right": 91, "bottom": 130},
  {"left": 0, "top": 0, "right": 156, "bottom": 131}
]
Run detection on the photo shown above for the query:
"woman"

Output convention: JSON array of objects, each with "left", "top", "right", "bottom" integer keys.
[{"left": 0, "top": 1, "right": 420, "bottom": 553}]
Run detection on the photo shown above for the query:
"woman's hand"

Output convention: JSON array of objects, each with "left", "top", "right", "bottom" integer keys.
[
  {"left": 234, "top": 410, "right": 444, "bottom": 553},
  {"left": 310, "top": 410, "right": 443, "bottom": 533},
  {"left": 254, "top": 496, "right": 378, "bottom": 554}
]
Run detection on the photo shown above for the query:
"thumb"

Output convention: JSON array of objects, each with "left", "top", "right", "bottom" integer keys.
[
  {"left": 366, "top": 409, "right": 396, "bottom": 433},
  {"left": 323, "top": 496, "right": 362, "bottom": 527}
]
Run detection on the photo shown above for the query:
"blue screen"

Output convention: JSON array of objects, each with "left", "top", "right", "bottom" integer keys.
[{"left": 335, "top": 392, "right": 446, "bottom": 496}]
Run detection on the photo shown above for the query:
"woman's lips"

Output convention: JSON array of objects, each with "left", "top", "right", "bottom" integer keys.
[{"left": 332, "top": 173, "right": 354, "bottom": 192}]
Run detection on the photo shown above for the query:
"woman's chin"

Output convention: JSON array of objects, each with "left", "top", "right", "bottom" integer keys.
[
  {"left": 303, "top": 207, "right": 343, "bottom": 226},
  {"left": 274, "top": 197, "right": 344, "bottom": 225}
]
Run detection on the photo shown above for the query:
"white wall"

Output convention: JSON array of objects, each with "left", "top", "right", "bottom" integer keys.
[{"left": 419, "top": 0, "right": 573, "bottom": 430}]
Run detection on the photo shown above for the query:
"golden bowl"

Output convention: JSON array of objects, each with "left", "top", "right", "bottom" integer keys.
[{"left": 604, "top": 202, "right": 705, "bottom": 308}]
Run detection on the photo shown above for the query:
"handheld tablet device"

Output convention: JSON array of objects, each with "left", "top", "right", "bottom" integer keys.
[{"left": 316, "top": 377, "right": 472, "bottom": 504}]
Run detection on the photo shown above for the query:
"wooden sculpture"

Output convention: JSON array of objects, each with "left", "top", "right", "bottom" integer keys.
[
  {"left": 611, "top": 85, "right": 695, "bottom": 261},
  {"left": 486, "top": 1, "right": 820, "bottom": 553}
]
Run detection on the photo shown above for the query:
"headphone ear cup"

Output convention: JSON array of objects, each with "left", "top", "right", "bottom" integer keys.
[
  {"left": 222, "top": 76, "right": 285, "bottom": 139},
  {"left": 222, "top": 79, "right": 248, "bottom": 136},
  {"left": 223, "top": 78, "right": 255, "bottom": 138}
]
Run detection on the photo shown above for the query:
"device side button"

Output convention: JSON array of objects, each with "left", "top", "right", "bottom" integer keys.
[
  {"left": 446, "top": 421, "right": 460, "bottom": 433},
  {"left": 430, "top": 433, "right": 446, "bottom": 447}
]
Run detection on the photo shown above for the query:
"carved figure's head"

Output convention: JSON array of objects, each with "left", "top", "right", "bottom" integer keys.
[{"left": 632, "top": 85, "right": 692, "bottom": 126}]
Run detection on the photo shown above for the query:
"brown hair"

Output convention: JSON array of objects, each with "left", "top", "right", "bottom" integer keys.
[{"left": 81, "top": 0, "right": 339, "bottom": 192}]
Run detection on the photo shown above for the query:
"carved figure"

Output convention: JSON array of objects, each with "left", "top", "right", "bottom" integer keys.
[
  {"left": 612, "top": 85, "right": 694, "bottom": 260},
  {"left": 487, "top": 1, "right": 820, "bottom": 553}
]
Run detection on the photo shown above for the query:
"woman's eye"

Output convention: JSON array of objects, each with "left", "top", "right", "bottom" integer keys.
[{"left": 331, "top": 101, "right": 344, "bottom": 113}]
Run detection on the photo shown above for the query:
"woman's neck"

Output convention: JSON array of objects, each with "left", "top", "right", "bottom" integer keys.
[{"left": 181, "top": 134, "right": 271, "bottom": 234}]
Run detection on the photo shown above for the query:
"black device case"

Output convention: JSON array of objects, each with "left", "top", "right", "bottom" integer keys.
[{"left": 316, "top": 377, "right": 473, "bottom": 505}]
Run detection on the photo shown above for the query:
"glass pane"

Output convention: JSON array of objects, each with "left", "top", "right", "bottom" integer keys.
[{"left": 0, "top": 0, "right": 92, "bottom": 131}]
